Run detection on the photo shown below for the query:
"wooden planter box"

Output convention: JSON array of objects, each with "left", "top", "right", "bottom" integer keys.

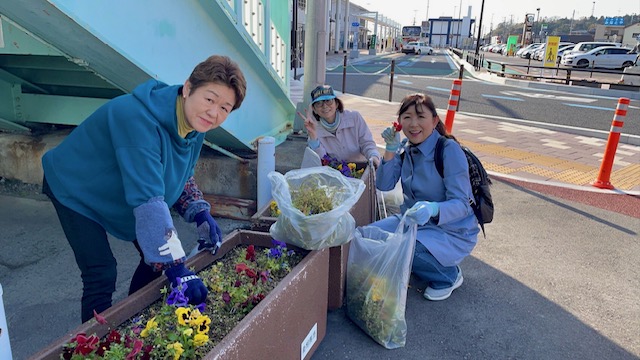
[
  {"left": 251, "top": 163, "right": 377, "bottom": 310},
  {"left": 30, "top": 230, "right": 329, "bottom": 360}
]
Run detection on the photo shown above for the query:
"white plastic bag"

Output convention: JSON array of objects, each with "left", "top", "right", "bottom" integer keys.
[
  {"left": 268, "top": 166, "right": 365, "bottom": 250},
  {"left": 346, "top": 215, "right": 416, "bottom": 349}
]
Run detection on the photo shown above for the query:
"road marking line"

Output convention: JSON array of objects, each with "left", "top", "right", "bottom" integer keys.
[
  {"left": 563, "top": 103, "right": 614, "bottom": 111},
  {"left": 501, "top": 91, "right": 597, "bottom": 103},
  {"left": 482, "top": 94, "right": 524, "bottom": 101},
  {"left": 427, "top": 86, "right": 450, "bottom": 92}
]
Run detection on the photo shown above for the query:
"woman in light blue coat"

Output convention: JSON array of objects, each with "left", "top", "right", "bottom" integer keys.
[{"left": 372, "top": 93, "right": 479, "bottom": 301}]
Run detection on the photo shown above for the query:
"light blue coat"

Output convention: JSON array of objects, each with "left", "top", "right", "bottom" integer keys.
[{"left": 374, "top": 129, "right": 479, "bottom": 266}]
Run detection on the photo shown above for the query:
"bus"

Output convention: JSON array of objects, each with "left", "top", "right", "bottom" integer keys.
[{"left": 401, "top": 25, "right": 427, "bottom": 50}]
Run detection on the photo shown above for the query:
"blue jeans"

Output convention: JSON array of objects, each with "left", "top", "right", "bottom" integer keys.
[
  {"left": 413, "top": 241, "right": 459, "bottom": 289},
  {"left": 370, "top": 216, "right": 459, "bottom": 289}
]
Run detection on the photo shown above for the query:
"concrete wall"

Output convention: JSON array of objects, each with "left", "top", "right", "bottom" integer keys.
[{"left": 0, "top": 130, "right": 307, "bottom": 199}]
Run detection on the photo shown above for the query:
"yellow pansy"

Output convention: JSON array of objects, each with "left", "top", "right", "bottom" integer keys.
[
  {"left": 140, "top": 316, "right": 157, "bottom": 338},
  {"left": 189, "top": 308, "right": 202, "bottom": 321},
  {"left": 167, "top": 342, "right": 184, "bottom": 360},
  {"left": 175, "top": 307, "right": 191, "bottom": 325},
  {"left": 193, "top": 315, "right": 212, "bottom": 334},
  {"left": 193, "top": 333, "right": 209, "bottom": 347}
]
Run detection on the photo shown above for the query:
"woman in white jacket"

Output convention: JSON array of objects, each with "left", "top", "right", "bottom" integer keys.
[{"left": 302, "top": 85, "right": 381, "bottom": 167}]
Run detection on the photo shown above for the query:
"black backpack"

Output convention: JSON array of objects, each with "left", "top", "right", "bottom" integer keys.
[
  {"left": 400, "top": 136, "right": 494, "bottom": 237},
  {"left": 435, "top": 136, "right": 494, "bottom": 237}
]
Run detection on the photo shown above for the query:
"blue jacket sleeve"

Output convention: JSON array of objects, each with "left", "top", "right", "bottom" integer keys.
[
  {"left": 134, "top": 197, "right": 186, "bottom": 270},
  {"left": 375, "top": 152, "right": 402, "bottom": 191}
]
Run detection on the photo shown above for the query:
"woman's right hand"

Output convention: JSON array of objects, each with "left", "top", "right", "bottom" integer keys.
[
  {"left": 300, "top": 106, "right": 317, "bottom": 140},
  {"left": 381, "top": 126, "right": 401, "bottom": 152}
]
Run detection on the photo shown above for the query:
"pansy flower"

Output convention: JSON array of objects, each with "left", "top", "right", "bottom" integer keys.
[{"left": 246, "top": 245, "right": 256, "bottom": 261}]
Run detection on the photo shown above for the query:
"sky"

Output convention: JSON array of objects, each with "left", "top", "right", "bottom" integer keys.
[{"left": 355, "top": 0, "right": 640, "bottom": 32}]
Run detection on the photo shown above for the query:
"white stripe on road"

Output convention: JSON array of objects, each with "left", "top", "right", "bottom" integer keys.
[
  {"left": 482, "top": 94, "right": 525, "bottom": 101},
  {"left": 563, "top": 103, "right": 614, "bottom": 111},
  {"left": 501, "top": 91, "right": 597, "bottom": 103},
  {"left": 427, "top": 86, "right": 451, "bottom": 92}
]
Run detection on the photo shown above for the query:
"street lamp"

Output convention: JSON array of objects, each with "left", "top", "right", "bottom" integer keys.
[{"left": 535, "top": 8, "right": 540, "bottom": 42}]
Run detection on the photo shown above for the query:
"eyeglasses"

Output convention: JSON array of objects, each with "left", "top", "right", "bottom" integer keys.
[{"left": 313, "top": 99, "right": 334, "bottom": 108}]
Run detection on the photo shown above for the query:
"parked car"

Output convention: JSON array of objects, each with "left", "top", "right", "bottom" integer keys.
[
  {"left": 519, "top": 43, "right": 544, "bottom": 59},
  {"left": 556, "top": 44, "right": 578, "bottom": 63},
  {"left": 561, "top": 41, "right": 621, "bottom": 62},
  {"left": 532, "top": 42, "right": 574, "bottom": 62},
  {"left": 402, "top": 41, "right": 434, "bottom": 55},
  {"left": 560, "top": 46, "right": 637, "bottom": 69},
  {"left": 516, "top": 43, "right": 542, "bottom": 57}
]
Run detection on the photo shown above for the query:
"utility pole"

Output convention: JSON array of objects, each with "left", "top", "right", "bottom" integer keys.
[
  {"left": 457, "top": 0, "right": 462, "bottom": 48},
  {"left": 425, "top": 0, "right": 430, "bottom": 22},
  {"left": 591, "top": 2, "right": 596, "bottom": 18},
  {"left": 569, "top": 9, "right": 575, "bottom": 35},
  {"left": 474, "top": 0, "right": 485, "bottom": 65},
  {"left": 535, "top": 8, "right": 540, "bottom": 42}
]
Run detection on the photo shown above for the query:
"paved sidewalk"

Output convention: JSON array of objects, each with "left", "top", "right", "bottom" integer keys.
[{"left": 291, "top": 50, "right": 640, "bottom": 193}]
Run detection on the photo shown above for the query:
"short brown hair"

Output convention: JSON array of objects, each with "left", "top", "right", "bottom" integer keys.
[{"left": 188, "top": 55, "right": 247, "bottom": 111}]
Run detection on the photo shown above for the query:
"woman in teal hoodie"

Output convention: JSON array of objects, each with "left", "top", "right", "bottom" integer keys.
[{"left": 42, "top": 55, "right": 247, "bottom": 323}]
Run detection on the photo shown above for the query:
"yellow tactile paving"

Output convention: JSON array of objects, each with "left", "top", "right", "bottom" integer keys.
[
  {"left": 516, "top": 165, "right": 558, "bottom": 178},
  {"left": 549, "top": 161, "right": 596, "bottom": 172},
  {"left": 483, "top": 162, "right": 519, "bottom": 174},
  {"left": 552, "top": 169, "right": 600, "bottom": 185},
  {"left": 609, "top": 164, "right": 640, "bottom": 190}
]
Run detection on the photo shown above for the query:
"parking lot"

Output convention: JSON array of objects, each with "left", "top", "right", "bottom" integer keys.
[{"left": 476, "top": 48, "right": 638, "bottom": 85}]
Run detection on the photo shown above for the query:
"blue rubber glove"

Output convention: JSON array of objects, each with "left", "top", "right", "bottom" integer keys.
[
  {"left": 381, "top": 127, "right": 401, "bottom": 152},
  {"left": 194, "top": 211, "right": 223, "bottom": 255},
  {"left": 165, "top": 263, "right": 208, "bottom": 304},
  {"left": 405, "top": 201, "right": 440, "bottom": 226}
]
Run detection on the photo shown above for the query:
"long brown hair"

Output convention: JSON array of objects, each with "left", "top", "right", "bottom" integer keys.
[{"left": 397, "top": 93, "right": 458, "bottom": 142}]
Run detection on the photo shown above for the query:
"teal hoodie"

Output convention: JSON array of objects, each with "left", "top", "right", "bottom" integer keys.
[{"left": 42, "top": 79, "right": 204, "bottom": 244}]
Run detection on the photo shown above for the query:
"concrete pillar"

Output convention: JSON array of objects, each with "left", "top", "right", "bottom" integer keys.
[
  {"left": 334, "top": 0, "right": 341, "bottom": 53},
  {"left": 299, "top": 0, "right": 328, "bottom": 129},
  {"left": 342, "top": 0, "right": 350, "bottom": 53}
]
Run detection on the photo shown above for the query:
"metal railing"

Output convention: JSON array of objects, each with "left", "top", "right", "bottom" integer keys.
[{"left": 463, "top": 52, "right": 640, "bottom": 91}]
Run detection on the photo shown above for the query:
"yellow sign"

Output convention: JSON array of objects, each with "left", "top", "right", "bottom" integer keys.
[{"left": 543, "top": 36, "right": 561, "bottom": 67}]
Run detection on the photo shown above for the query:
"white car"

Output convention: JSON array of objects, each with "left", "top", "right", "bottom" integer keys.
[
  {"left": 402, "top": 41, "right": 434, "bottom": 55},
  {"left": 516, "top": 43, "right": 541, "bottom": 57},
  {"left": 561, "top": 42, "right": 621, "bottom": 62},
  {"left": 532, "top": 43, "right": 574, "bottom": 62},
  {"left": 519, "top": 43, "right": 544, "bottom": 59},
  {"left": 560, "top": 46, "right": 637, "bottom": 69}
]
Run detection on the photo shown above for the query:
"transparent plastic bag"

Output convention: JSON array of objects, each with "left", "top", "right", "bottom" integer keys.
[
  {"left": 268, "top": 166, "right": 366, "bottom": 250},
  {"left": 346, "top": 215, "right": 416, "bottom": 349}
]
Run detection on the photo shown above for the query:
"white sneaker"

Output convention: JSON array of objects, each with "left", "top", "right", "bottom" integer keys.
[{"left": 423, "top": 266, "right": 464, "bottom": 301}]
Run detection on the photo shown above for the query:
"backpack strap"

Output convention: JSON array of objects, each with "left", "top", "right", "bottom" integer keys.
[{"left": 434, "top": 136, "right": 448, "bottom": 178}]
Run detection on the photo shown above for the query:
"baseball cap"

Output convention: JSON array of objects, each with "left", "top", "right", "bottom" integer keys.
[{"left": 310, "top": 85, "right": 336, "bottom": 104}]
